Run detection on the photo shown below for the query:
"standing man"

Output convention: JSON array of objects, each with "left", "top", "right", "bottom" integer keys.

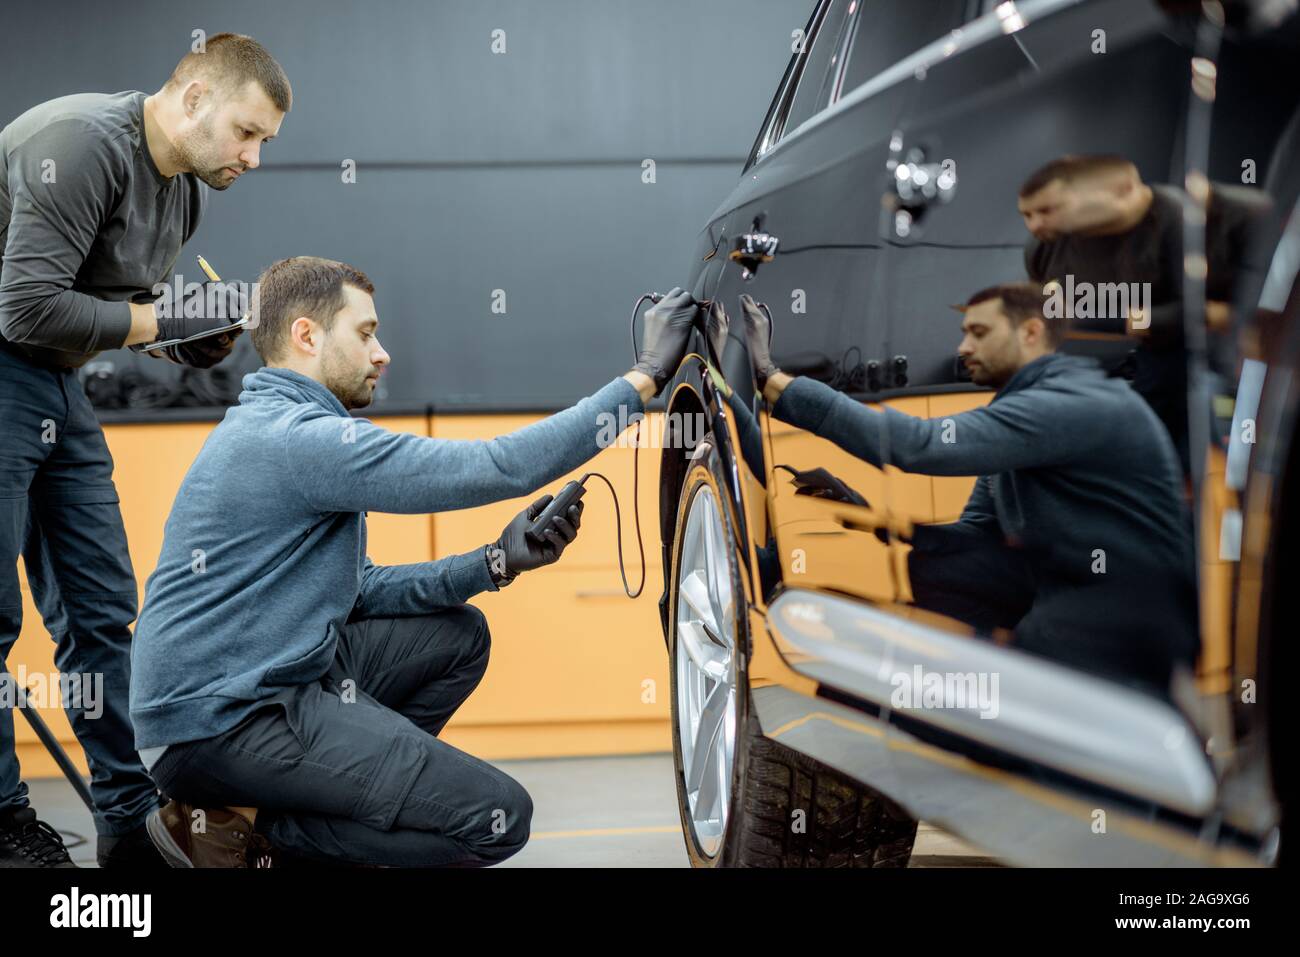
[
  {"left": 0, "top": 33, "right": 290, "bottom": 868},
  {"left": 1017, "top": 154, "right": 1268, "bottom": 477}
]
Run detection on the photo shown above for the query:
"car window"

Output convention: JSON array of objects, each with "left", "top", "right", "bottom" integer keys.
[
  {"left": 838, "top": 0, "right": 967, "bottom": 97},
  {"left": 781, "top": 0, "right": 858, "bottom": 139}
]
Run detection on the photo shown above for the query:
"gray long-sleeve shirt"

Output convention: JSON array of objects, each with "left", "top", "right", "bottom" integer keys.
[{"left": 0, "top": 90, "right": 205, "bottom": 368}]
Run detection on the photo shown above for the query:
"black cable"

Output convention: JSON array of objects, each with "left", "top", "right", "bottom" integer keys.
[
  {"left": 604, "top": 294, "right": 665, "bottom": 600},
  {"left": 567, "top": 291, "right": 666, "bottom": 600},
  {"left": 581, "top": 426, "right": 646, "bottom": 599},
  {"left": 629, "top": 292, "right": 657, "bottom": 368},
  {"left": 834, "top": 344, "right": 867, "bottom": 392}
]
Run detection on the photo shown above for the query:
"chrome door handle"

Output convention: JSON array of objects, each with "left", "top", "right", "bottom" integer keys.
[
  {"left": 728, "top": 217, "right": 780, "bottom": 280},
  {"left": 884, "top": 140, "right": 956, "bottom": 236}
]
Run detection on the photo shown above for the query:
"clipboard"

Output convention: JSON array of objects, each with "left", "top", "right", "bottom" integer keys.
[{"left": 139, "top": 315, "right": 249, "bottom": 351}]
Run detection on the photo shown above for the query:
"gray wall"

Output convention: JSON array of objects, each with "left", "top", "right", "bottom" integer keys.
[{"left": 0, "top": 0, "right": 804, "bottom": 411}]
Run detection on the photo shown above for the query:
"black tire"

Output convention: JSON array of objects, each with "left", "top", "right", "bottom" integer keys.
[{"left": 668, "top": 432, "right": 918, "bottom": 868}]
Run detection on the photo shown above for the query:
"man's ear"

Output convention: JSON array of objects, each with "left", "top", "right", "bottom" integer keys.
[
  {"left": 289, "top": 316, "right": 318, "bottom": 355},
  {"left": 182, "top": 80, "right": 206, "bottom": 118},
  {"left": 1023, "top": 315, "right": 1047, "bottom": 348},
  {"left": 1112, "top": 169, "right": 1141, "bottom": 201}
]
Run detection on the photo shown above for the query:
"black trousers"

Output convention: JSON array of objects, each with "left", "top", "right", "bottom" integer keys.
[
  {"left": 908, "top": 539, "right": 1036, "bottom": 635},
  {"left": 0, "top": 344, "right": 160, "bottom": 837},
  {"left": 149, "top": 605, "right": 533, "bottom": 867}
]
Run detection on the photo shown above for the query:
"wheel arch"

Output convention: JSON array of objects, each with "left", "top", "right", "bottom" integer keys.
[{"left": 657, "top": 362, "right": 759, "bottom": 646}]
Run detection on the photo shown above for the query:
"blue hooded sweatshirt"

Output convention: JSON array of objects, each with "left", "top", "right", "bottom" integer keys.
[{"left": 129, "top": 368, "right": 642, "bottom": 750}]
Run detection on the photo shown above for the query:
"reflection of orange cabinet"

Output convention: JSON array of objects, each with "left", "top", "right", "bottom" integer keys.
[
  {"left": 766, "top": 396, "right": 935, "bottom": 522},
  {"left": 1198, "top": 446, "right": 1233, "bottom": 693},
  {"left": 11, "top": 413, "right": 670, "bottom": 779},
  {"left": 762, "top": 396, "right": 937, "bottom": 605}
]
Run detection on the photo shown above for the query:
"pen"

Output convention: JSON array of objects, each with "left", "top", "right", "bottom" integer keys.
[
  {"left": 196, "top": 255, "right": 221, "bottom": 282},
  {"left": 195, "top": 254, "right": 248, "bottom": 326}
]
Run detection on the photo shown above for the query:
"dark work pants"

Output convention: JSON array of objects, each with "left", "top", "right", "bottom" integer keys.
[
  {"left": 908, "top": 535, "right": 1190, "bottom": 696},
  {"left": 1134, "top": 345, "right": 1191, "bottom": 479},
  {"left": 908, "top": 539, "right": 1036, "bottom": 636},
  {"left": 0, "top": 345, "right": 161, "bottom": 836},
  {"left": 148, "top": 605, "right": 534, "bottom": 867}
]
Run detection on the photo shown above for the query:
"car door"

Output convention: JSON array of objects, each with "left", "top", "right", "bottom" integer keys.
[{"left": 709, "top": 0, "right": 969, "bottom": 616}]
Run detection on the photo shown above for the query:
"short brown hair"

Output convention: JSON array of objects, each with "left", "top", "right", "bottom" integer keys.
[
  {"left": 961, "top": 282, "right": 1065, "bottom": 348},
  {"left": 165, "top": 33, "right": 292, "bottom": 113},
  {"left": 1018, "top": 154, "right": 1135, "bottom": 198},
  {"left": 251, "top": 257, "right": 375, "bottom": 363}
]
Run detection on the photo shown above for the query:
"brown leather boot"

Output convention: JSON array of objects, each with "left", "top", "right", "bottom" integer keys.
[{"left": 146, "top": 800, "right": 275, "bottom": 868}]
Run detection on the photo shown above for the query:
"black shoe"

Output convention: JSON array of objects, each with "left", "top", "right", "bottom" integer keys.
[
  {"left": 0, "top": 807, "right": 78, "bottom": 868},
  {"left": 97, "top": 819, "right": 171, "bottom": 869}
]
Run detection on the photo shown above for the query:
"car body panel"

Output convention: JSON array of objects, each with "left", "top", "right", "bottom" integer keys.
[{"left": 663, "top": 0, "right": 1296, "bottom": 865}]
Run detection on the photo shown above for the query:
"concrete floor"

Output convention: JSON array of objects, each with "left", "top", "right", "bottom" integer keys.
[{"left": 26, "top": 753, "right": 999, "bottom": 867}]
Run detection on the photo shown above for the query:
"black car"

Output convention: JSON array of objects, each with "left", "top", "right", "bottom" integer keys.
[{"left": 657, "top": 0, "right": 1296, "bottom": 867}]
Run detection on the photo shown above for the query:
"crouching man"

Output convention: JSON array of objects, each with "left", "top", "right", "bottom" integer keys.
[
  {"left": 129, "top": 256, "right": 699, "bottom": 867},
  {"left": 739, "top": 283, "right": 1199, "bottom": 698}
]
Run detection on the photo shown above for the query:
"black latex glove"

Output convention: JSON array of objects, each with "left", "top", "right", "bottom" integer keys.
[
  {"left": 163, "top": 325, "right": 244, "bottom": 369},
  {"left": 494, "top": 493, "right": 584, "bottom": 577},
  {"left": 776, "top": 463, "right": 897, "bottom": 543},
  {"left": 133, "top": 280, "right": 248, "bottom": 356},
  {"left": 738, "top": 294, "right": 780, "bottom": 388},
  {"left": 778, "top": 464, "right": 871, "bottom": 508},
  {"left": 634, "top": 287, "right": 701, "bottom": 393},
  {"left": 705, "top": 299, "right": 730, "bottom": 364}
]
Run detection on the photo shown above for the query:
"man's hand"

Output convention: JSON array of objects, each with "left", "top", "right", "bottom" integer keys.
[
  {"left": 873, "top": 513, "right": 915, "bottom": 546},
  {"left": 162, "top": 326, "right": 243, "bottom": 369},
  {"left": 705, "top": 299, "right": 730, "bottom": 362},
  {"left": 739, "top": 294, "right": 780, "bottom": 387},
  {"left": 492, "top": 493, "right": 584, "bottom": 579},
  {"left": 633, "top": 287, "right": 701, "bottom": 394},
  {"left": 780, "top": 464, "right": 870, "bottom": 508},
  {"left": 132, "top": 280, "right": 248, "bottom": 354}
]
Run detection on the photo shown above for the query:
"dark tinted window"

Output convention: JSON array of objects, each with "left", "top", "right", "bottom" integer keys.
[
  {"left": 838, "top": 0, "right": 965, "bottom": 96},
  {"left": 782, "top": 0, "right": 857, "bottom": 137}
]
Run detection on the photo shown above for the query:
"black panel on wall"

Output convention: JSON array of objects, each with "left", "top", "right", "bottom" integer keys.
[{"left": 0, "top": 0, "right": 804, "bottom": 413}]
